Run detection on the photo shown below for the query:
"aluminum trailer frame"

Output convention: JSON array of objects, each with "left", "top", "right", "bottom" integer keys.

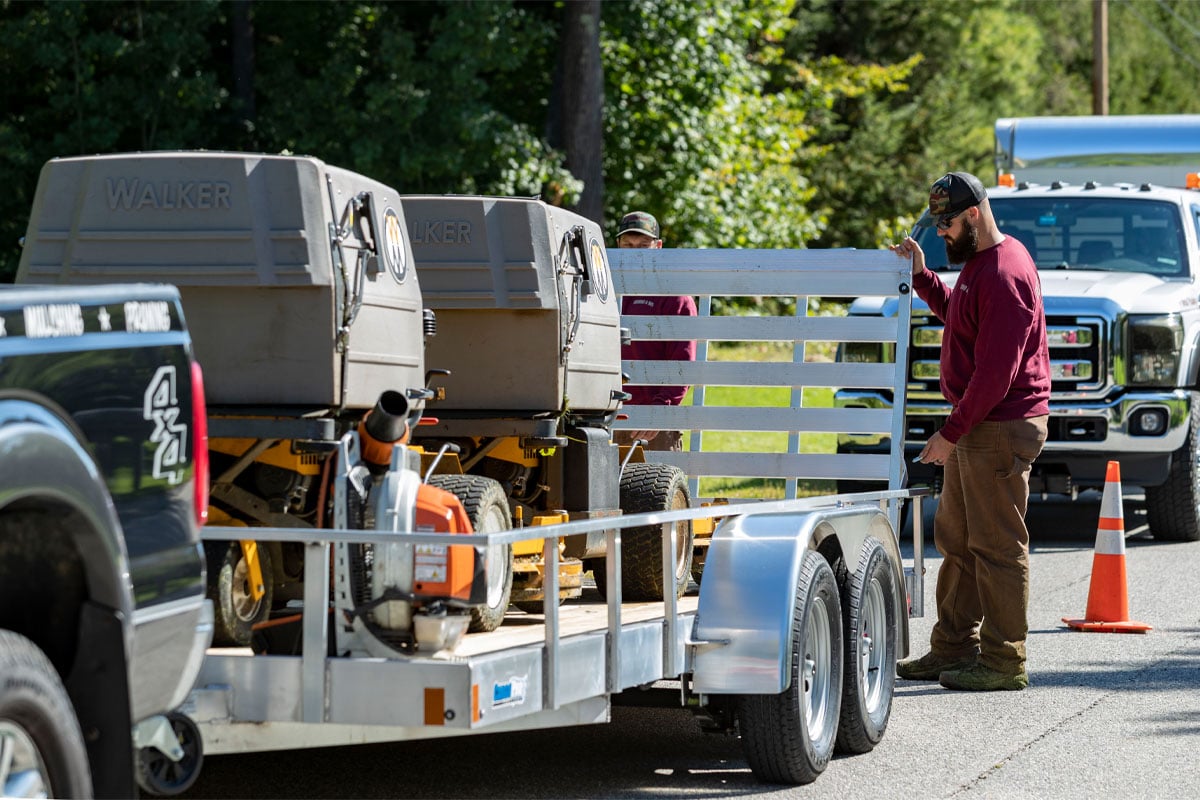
[{"left": 184, "top": 487, "right": 924, "bottom": 755}]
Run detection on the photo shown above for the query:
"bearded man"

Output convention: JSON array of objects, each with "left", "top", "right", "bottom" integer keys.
[{"left": 890, "top": 172, "right": 1051, "bottom": 691}]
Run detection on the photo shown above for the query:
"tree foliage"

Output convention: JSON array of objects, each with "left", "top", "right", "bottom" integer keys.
[{"left": 2, "top": 0, "right": 1199, "bottom": 279}]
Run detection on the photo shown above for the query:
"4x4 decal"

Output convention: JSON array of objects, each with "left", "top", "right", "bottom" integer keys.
[{"left": 143, "top": 365, "right": 187, "bottom": 485}]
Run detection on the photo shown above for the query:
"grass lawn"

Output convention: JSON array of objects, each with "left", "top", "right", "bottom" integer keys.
[{"left": 681, "top": 340, "right": 839, "bottom": 500}]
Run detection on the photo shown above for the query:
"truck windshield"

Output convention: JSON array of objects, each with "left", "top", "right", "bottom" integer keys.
[{"left": 914, "top": 197, "right": 1187, "bottom": 277}]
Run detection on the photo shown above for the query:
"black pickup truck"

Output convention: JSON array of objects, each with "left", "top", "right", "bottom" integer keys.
[{"left": 0, "top": 283, "right": 212, "bottom": 798}]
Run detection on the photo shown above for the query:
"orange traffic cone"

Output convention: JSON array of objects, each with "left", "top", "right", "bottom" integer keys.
[{"left": 1062, "top": 460, "right": 1151, "bottom": 633}]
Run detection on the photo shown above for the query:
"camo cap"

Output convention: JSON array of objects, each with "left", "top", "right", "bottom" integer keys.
[
  {"left": 617, "top": 211, "right": 660, "bottom": 240},
  {"left": 918, "top": 171, "right": 986, "bottom": 228}
]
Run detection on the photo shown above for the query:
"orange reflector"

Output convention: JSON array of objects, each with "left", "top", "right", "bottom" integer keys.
[
  {"left": 424, "top": 687, "right": 445, "bottom": 725},
  {"left": 998, "top": 173, "right": 1015, "bottom": 187},
  {"left": 1187, "top": 173, "right": 1200, "bottom": 190}
]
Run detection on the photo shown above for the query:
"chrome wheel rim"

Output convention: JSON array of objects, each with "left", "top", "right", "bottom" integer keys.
[
  {"left": 802, "top": 596, "right": 834, "bottom": 740},
  {"left": 860, "top": 576, "right": 888, "bottom": 713},
  {"left": 0, "top": 720, "right": 50, "bottom": 799}
]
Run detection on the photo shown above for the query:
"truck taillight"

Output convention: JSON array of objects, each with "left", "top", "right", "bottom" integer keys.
[{"left": 191, "top": 360, "right": 209, "bottom": 526}]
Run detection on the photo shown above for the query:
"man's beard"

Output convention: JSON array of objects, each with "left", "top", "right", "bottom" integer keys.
[{"left": 944, "top": 218, "right": 979, "bottom": 265}]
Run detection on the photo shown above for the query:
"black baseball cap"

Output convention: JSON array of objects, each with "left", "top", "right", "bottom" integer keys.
[{"left": 918, "top": 172, "right": 986, "bottom": 228}]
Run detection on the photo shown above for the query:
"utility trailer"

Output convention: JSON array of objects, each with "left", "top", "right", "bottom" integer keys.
[
  {"left": 169, "top": 248, "right": 926, "bottom": 789},
  {"left": 16, "top": 149, "right": 924, "bottom": 784}
]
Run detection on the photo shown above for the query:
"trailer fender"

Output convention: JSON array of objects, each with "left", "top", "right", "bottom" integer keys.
[{"left": 691, "top": 505, "right": 901, "bottom": 696}]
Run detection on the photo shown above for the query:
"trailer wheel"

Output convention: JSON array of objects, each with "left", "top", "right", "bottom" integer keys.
[
  {"left": 207, "top": 540, "right": 273, "bottom": 647},
  {"left": 427, "top": 475, "right": 514, "bottom": 632},
  {"left": 835, "top": 538, "right": 897, "bottom": 754},
  {"left": 1145, "top": 392, "right": 1200, "bottom": 541},
  {"left": 737, "top": 550, "right": 842, "bottom": 785},
  {"left": 136, "top": 712, "right": 203, "bottom": 796},
  {"left": 0, "top": 630, "right": 93, "bottom": 800},
  {"left": 598, "top": 463, "right": 693, "bottom": 602}
]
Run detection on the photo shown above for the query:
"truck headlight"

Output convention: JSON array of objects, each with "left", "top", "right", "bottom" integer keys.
[
  {"left": 837, "top": 342, "right": 895, "bottom": 364},
  {"left": 1127, "top": 314, "right": 1183, "bottom": 386}
]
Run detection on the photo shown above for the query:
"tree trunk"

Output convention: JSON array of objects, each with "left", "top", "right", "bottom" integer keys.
[
  {"left": 558, "top": 0, "right": 605, "bottom": 225},
  {"left": 231, "top": 0, "right": 256, "bottom": 143}
]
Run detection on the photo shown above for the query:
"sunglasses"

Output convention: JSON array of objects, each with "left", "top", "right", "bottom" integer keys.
[
  {"left": 926, "top": 206, "right": 974, "bottom": 231},
  {"left": 935, "top": 209, "right": 967, "bottom": 231}
]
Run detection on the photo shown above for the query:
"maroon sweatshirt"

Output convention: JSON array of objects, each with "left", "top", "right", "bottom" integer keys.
[
  {"left": 912, "top": 236, "right": 1050, "bottom": 443},
  {"left": 620, "top": 295, "right": 698, "bottom": 406}
]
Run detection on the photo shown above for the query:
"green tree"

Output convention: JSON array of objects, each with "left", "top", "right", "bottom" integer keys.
[
  {"left": 788, "top": 0, "right": 1045, "bottom": 249},
  {"left": 5, "top": 0, "right": 1200, "bottom": 281},
  {"left": 602, "top": 0, "right": 828, "bottom": 249},
  {"left": 0, "top": 0, "right": 226, "bottom": 278}
]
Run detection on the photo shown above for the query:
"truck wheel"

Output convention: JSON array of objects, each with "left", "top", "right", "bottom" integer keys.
[
  {"left": 835, "top": 538, "right": 897, "bottom": 754},
  {"left": 207, "top": 541, "right": 273, "bottom": 647},
  {"left": 600, "top": 463, "right": 693, "bottom": 602},
  {"left": 0, "top": 630, "right": 92, "bottom": 799},
  {"left": 1145, "top": 394, "right": 1200, "bottom": 542},
  {"left": 427, "top": 475, "right": 514, "bottom": 632},
  {"left": 136, "top": 712, "right": 203, "bottom": 796},
  {"left": 737, "top": 550, "right": 843, "bottom": 785}
]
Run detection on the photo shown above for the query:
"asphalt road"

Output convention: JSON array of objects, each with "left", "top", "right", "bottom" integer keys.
[{"left": 180, "top": 493, "right": 1200, "bottom": 799}]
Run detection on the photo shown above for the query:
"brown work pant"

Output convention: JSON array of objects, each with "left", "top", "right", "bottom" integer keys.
[
  {"left": 613, "top": 429, "right": 683, "bottom": 452},
  {"left": 929, "top": 415, "right": 1048, "bottom": 674}
]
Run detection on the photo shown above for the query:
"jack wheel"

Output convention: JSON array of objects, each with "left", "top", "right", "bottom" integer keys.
[{"left": 136, "top": 712, "right": 203, "bottom": 796}]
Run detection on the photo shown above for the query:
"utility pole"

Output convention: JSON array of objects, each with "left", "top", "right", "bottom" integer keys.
[{"left": 1093, "top": 0, "right": 1109, "bottom": 115}]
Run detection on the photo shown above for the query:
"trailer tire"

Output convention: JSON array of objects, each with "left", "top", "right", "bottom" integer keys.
[
  {"left": 1145, "top": 392, "right": 1200, "bottom": 542},
  {"left": 427, "top": 475, "right": 514, "bottom": 632},
  {"left": 136, "top": 712, "right": 203, "bottom": 797},
  {"left": 737, "top": 550, "right": 842, "bottom": 785},
  {"left": 598, "top": 463, "right": 693, "bottom": 602},
  {"left": 835, "top": 538, "right": 897, "bottom": 754},
  {"left": 0, "top": 630, "right": 93, "bottom": 800},
  {"left": 207, "top": 540, "right": 273, "bottom": 647}
]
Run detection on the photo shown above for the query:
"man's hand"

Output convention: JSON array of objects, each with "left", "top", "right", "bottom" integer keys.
[
  {"left": 889, "top": 236, "right": 926, "bottom": 276},
  {"left": 631, "top": 430, "right": 660, "bottom": 444},
  {"left": 916, "top": 431, "right": 954, "bottom": 466}
]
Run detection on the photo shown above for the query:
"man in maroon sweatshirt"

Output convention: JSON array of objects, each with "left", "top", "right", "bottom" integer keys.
[
  {"left": 890, "top": 172, "right": 1050, "bottom": 691},
  {"left": 613, "top": 211, "right": 697, "bottom": 452}
]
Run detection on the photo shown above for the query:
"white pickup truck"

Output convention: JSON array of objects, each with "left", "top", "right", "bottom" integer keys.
[{"left": 836, "top": 114, "right": 1200, "bottom": 542}]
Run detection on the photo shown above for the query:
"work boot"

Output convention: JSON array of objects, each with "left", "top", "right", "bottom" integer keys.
[
  {"left": 895, "top": 651, "right": 976, "bottom": 681},
  {"left": 938, "top": 663, "right": 1029, "bottom": 691}
]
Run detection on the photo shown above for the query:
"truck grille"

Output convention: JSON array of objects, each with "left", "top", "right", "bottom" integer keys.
[{"left": 908, "top": 315, "right": 1104, "bottom": 397}]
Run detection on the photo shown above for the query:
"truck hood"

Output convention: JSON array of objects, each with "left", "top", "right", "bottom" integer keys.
[{"left": 1038, "top": 270, "right": 1198, "bottom": 313}]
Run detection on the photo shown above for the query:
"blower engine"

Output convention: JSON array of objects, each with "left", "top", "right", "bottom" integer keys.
[{"left": 334, "top": 391, "right": 489, "bottom": 656}]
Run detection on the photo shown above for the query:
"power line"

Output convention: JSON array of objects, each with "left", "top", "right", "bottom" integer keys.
[
  {"left": 1121, "top": 0, "right": 1200, "bottom": 73},
  {"left": 1153, "top": 0, "right": 1200, "bottom": 42}
]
